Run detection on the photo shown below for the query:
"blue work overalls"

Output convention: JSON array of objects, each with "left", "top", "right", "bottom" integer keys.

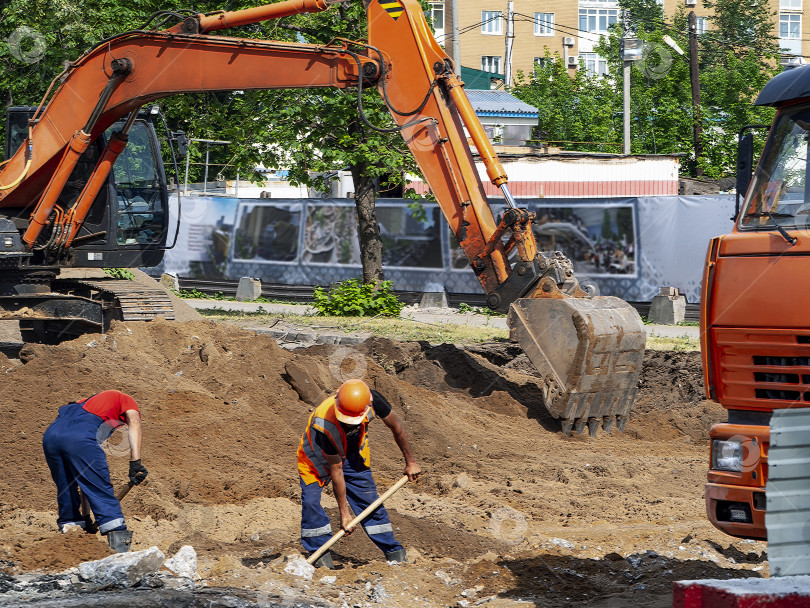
[
  {"left": 300, "top": 453, "right": 402, "bottom": 556},
  {"left": 42, "top": 402, "right": 126, "bottom": 534}
]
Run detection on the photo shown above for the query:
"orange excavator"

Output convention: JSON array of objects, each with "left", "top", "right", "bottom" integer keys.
[{"left": 0, "top": 0, "right": 645, "bottom": 435}]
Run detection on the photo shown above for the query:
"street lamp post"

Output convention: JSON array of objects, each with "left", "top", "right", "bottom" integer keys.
[{"left": 621, "top": 37, "right": 643, "bottom": 155}]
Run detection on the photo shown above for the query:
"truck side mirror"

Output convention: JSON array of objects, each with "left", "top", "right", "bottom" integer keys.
[
  {"left": 735, "top": 132, "right": 754, "bottom": 219},
  {"left": 734, "top": 125, "right": 769, "bottom": 221}
]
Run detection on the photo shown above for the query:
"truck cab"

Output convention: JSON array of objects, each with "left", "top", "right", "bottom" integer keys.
[{"left": 702, "top": 64, "right": 810, "bottom": 540}]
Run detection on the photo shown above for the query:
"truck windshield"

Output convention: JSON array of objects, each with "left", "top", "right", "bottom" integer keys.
[{"left": 740, "top": 107, "right": 810, "bottom": 231}]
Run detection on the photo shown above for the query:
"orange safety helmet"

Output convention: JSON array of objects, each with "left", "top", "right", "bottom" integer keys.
[{"left": 335, "top": 379, "right": 372, "bottom": 425}]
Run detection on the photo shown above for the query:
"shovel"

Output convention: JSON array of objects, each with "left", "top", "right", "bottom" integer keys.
[
  {"left": 78, "top": 481, "right": 139, "bottom": 533},
  {"left": 306, "top": 475, "right": 409, "bottom": 565}
]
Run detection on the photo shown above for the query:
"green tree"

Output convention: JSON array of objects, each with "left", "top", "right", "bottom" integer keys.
[
  {"left": 701, "top": 0, "right": 779, "bottom": 67},
  {"left": 0, "top": 0, "right": 168, "bottom": 134},
  {"left": 696, "top": 0, "right": 779, "bottom": 176},
  {"left": 593, "top": 21, "right": 693, "bottom": 158},
  {"left": 512, "top": 54, "right": 619, "bottom": 152},
  {"left": 618, "top": 0, "right": 667, "bottom": 35},
  {"left": 511, "top": 0, "right": 780, "bottom": 177},
  {"left": 225, "top": 0, "right": 422, "bottom": 283},
  {"left": 699, "top": 50, "right": 776, "bottom": 177}
]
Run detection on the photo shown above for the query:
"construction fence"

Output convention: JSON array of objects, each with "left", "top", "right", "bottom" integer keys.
[{"left": 154, "top": 194, "right": 736, "bottom": 303}]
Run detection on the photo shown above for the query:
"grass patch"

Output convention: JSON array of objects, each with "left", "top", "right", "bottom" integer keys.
[
  {"left": 200, "top": 308, "right": 700, "bottom": 351},
  {"left": 199, "top": 309, "right": 509, "bottom": 344},
  {"left": 646, "top": 334, "right": 700, "bottom": 351},
  {"left": 175, "top": 289, "right": 294, "bottom": 304}
]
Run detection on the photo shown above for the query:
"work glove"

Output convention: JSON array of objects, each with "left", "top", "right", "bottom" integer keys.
[{"left": 129, "top": 459, "right": 148, "bottom": 485}]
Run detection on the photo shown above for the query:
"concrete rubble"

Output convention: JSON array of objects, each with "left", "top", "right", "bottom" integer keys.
[
  {"left": 77, "top": 546, "right": 165, "bottom": 588},
  {"left": 163, "top": 545, "right": 197, "bottom": 579},
  {"left": 283, "top": 554, "right": 315, "bottom": 580}
]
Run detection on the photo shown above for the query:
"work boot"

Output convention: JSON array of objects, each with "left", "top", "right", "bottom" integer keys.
[
  {"left": 384, "top": 548, "right": 407, "bottom": 563},
  {"left": 106, "top": 530, "right": 133, "bottom": 553},
  {"left": 311, "top": 551, "right": 334, "bottom": 569}
]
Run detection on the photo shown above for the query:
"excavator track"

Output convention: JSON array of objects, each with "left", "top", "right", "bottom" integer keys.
[{"left": 70, "top": 279, "right": 175, "bottom": 322}]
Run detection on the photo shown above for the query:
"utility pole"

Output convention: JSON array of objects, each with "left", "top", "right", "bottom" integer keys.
[
  {"left": 688, "top": 10, "right": 702, "bottom": 176},
  {"left": 504, "top": 1, "right": 514, "bottom": 87}
]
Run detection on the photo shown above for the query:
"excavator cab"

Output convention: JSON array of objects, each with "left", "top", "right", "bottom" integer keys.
[
  {"left": 109, "top": 120, "right": 168, "bottom": 250},
  {"left": 3, "top": 106, "right": 169, "bottom": 269}
]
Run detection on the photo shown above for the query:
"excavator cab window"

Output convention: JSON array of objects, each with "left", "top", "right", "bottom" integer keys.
[
  {"left": 111, "top": 119, "right": 166, "bottom": 246},
  {"left": 4, "top": 107, "right": 36, "bottom": 161},
  {"left": 740, "top": 106, "right": 810, "bottom": 231}
]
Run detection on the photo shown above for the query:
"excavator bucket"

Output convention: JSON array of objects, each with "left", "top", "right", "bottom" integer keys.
[{"left": 508, "top": 297, "right": 645, "bottom": 436}]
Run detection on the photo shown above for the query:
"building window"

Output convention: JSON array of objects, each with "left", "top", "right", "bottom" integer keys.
[
  {"left": 481, "top": 11, "right": 502, "bottom": 35},
  {"left": 481, "top": 55, "right": 502, "bottom": 73},
  {"left": 781, "top": 12, "right": 802, "bottom": 38},
  {"left": 695, "top": 16, "right": 708, "bottom": 35},
  {"left": 534, "top": 57, "right": 553, "bottom": 67},
  {"left": 781, "top": 0, "right": 802, "bottom": 9},
  {"left": 429, "top": 2, "right": 444, "bottom": 38},
  {"left": 581, "top": 52, "right": 608, "bottom": 76},
  {"left": 579, "top": 8, "right": 620, "bottom": 34},
  {"left": 781, "top": 12, "right": 802, "bottom": 55},
  {"left": 534, "top": 12, "right": 554, "bottom": 36}
]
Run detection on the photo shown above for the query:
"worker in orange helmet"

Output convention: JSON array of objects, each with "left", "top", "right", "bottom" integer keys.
[{"left": 297, "top": 378, "right": 421, "bottom": 568}]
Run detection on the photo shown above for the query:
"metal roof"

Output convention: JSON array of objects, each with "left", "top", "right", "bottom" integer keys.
[{"left": 465, "top": 90, "right": 539, "bottom": 118}]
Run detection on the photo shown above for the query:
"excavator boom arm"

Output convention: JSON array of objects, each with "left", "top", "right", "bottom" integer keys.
[{"left": 0, "top": 33, "right": 376, "bottom": 213}]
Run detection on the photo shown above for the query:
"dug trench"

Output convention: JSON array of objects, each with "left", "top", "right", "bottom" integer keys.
[{"left": 0, "top": 317, "right": 767, "bottom": 607}]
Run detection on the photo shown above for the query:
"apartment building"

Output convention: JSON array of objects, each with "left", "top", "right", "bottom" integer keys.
[{"left": 429, "top": 0, "right": 804, "bottom": 84}]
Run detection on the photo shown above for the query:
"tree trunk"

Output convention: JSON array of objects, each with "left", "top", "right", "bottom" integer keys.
[{"left": 351, "top": 164, "right": 384, "bottom": 284}]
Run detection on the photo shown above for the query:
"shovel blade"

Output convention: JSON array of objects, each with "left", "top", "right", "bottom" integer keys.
[{"left": 508, "top": 296, "right": 645, "bottom": 435}]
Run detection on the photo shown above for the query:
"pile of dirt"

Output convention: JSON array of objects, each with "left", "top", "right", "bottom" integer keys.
[
  {"left": 5, "top": 532, "right": 112, "bottom": 572},
  {"left": 0, "top": 319, "right": 759, "bottom": 607}
]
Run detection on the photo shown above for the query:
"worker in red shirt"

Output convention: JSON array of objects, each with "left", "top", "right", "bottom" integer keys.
[
  {"left": 297, "top": 378, "right": 421, "bottom": 568},
  {"left": 42, "top": 390, "right": 148, "bottom": 552}
]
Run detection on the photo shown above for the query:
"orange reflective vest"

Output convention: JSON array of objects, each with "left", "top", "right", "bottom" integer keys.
[{"left": 297, "top": 395, "right": 375, "bottom": 486}]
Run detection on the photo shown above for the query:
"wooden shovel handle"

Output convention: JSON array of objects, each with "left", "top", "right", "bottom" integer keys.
[
  {"left": 116, "top": 481, "right": 135, "bottom": 501},
  {"left": 306, "top": 475, "right": 409, "bottom": 565}
]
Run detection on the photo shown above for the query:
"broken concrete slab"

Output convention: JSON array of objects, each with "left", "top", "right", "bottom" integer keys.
[
  {"left": 420, "top": 290, "right": 448, "bottom": 308},
  {"left": 77, "top": 546, "right": 165, "bottom": 588},
  {"left": 284, "top": 361, "right": 329, "bottom": 405},
  {"left": 164, "top": 545, "right": 197, "bottom": 579}
]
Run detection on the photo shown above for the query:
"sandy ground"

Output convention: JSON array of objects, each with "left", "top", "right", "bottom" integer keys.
[{"left": 0, "top": 311, "right": 767, "bottom": 607}]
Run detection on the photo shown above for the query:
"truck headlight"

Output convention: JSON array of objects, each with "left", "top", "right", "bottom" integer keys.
[{"left": 712, "top": 439, "right": 743, "bottom": 472}]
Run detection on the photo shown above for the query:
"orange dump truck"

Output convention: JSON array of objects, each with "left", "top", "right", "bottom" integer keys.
[{"left": 702, "top": 63, "right": 810, "bottom": 539}]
